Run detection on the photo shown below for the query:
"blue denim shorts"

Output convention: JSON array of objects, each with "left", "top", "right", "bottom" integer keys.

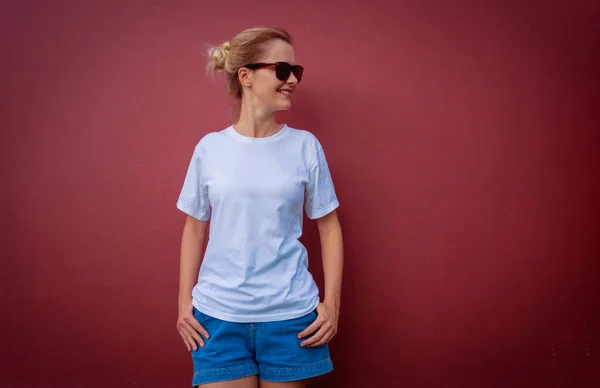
[{"left": 190, "top": 307, "right": 333, "bottom": 386}]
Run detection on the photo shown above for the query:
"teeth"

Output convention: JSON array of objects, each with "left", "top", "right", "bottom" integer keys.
[{"left": 279, "top": 90, "right": 292, "bottom": 95}]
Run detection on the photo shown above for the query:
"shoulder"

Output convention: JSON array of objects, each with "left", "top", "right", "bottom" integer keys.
[
  {"left": 284, "top": 125, "right": 327, "bottom": 168},
  {"left": 192, "top": 127, "right": 231, "bottom": 154},
  {"left": 285, "top": 125, "right": 323, "bottom": 151}
]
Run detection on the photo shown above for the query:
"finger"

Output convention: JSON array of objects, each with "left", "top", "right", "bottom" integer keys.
[
  {"left": 179, "top": 331, "right": 190, "bottom": 351},
  {"left": 181, "top": 322, "right": 204, "bottom": 349},
  {"left": 182, "top": 328, "right": 200, "bottom": 351},
  {"left": 178, "top": 329, "right": 192, "bottom": 351},
  {"left": 301, "top": 325, "right": 330, "bottom": 347},
  {"left": 187, "top": 316, "right": 210, "bottom": 339},
  {"left": 308, "top": 330, "right": 335, "bottom": 348},
  {"left": 183, "top": 322, "right": 205, "bottom": 348},
  {"left": 298, "top": 316, "right": 323, "bottom": 339},
  {"left": 177, "top": 319, "right": 205, "bottom": 350}
]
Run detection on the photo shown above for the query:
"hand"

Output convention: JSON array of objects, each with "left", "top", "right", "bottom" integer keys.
[
  {"left": 298, "top": 302, "right": 339, "bottom": 347},
  {"left": 176, "top": 300, "right": 210, "bottom": 351}
]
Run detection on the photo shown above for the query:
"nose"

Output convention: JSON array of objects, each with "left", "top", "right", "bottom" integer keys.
[{"left": 286, "top": 72, "right": 299, "bottom": 85}]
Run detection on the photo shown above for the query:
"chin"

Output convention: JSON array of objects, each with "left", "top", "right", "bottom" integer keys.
[{"left": 274, "top": 102, "right": 292, "bottom": 112}]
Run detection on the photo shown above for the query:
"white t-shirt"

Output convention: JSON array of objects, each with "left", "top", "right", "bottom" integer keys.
[{"left": 176, "top": 124, "right": 339, "bottom": 322}]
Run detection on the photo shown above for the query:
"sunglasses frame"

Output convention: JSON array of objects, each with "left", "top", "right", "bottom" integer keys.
[{"left": 242, "top": 62, "right": 304, "bottom": 83}]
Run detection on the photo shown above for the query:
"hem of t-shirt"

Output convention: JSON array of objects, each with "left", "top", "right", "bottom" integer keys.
[
  {"left": 308, "top": 199, "right": 340, "bottom": 220},
  {"left": 191, "top": 298, "right": 320, "bottom": 323},
  {"left": 176, "top": 200, "right": 210, "bottom": 221}
]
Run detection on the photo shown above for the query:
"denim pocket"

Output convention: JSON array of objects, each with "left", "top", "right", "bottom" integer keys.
[{"left": 193, "top": 307, "right": 209, "bottom": 324}]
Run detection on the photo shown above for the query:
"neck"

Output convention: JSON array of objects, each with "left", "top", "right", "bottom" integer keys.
[{"left": 234, "top": 98, "right": 281, "bottom": 138}]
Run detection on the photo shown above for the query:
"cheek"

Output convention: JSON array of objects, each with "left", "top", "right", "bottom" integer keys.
[{"left": 258, "top": 82, "right": 282, "bottom": 100}]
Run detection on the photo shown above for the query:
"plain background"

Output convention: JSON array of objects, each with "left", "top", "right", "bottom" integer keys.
[{"left": 2, "top": 0, "right": 599, "bottom": 387}]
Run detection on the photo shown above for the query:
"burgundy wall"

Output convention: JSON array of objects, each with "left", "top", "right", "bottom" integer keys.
[{"left": 2, "top": 1, "right": 599, "bottom": 387}]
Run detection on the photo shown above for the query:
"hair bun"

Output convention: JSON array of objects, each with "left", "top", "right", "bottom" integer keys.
[{"left": 207, "top": 43, "right": 230, "bottom": 73}]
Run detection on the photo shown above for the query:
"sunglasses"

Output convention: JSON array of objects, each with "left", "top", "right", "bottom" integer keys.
[{"left": 243, "top": 62, "right": 304, "bottom": 83}]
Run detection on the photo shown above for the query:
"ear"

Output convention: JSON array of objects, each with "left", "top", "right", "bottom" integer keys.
[{"left": 237, "top": 67, "right": 252, "bottom": 88}]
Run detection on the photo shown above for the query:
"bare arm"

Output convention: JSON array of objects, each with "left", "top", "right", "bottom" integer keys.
[
  {"left": 178, "top": 215, "right": 208, "bottom": 308},
  {"left": 299, "top": 209, "right": 344, "bottom": 347},
  {"left": 177, "top": 215, "right": 210, "bottom": 351},
  {"left": 316, "top": 210, "right": 343, "bottom": 313}
]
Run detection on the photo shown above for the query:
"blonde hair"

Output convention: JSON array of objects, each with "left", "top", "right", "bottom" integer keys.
[{"left": 206, "top": 27, "right": 293, "bottom": 99}]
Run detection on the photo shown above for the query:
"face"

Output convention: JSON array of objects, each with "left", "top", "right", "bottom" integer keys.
[{"left": 238, "top": 39, "right": 299, "bottom": 112}]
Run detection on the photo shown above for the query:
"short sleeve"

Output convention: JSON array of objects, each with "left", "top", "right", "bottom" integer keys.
[
  {"left": 176, "top": 147, "right": 211, "bottom": 221},
  {"left": 304, "top": 145, "right": 340, "bottom": 219}
]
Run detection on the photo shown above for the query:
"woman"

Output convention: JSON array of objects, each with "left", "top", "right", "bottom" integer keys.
[{"left": 176, "top": 26, "right": 344, "bottom": 388}]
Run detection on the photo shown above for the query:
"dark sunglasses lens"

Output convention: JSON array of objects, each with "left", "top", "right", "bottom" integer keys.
[
  {"left": 292, "top": 66, "right": 303, "bottom": 82},
  {"left": 276, "top": 63, "right": 303, "bottom": 83},
  {"left": 275, "top": 63, "right": 292, "bottom": 81}
]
